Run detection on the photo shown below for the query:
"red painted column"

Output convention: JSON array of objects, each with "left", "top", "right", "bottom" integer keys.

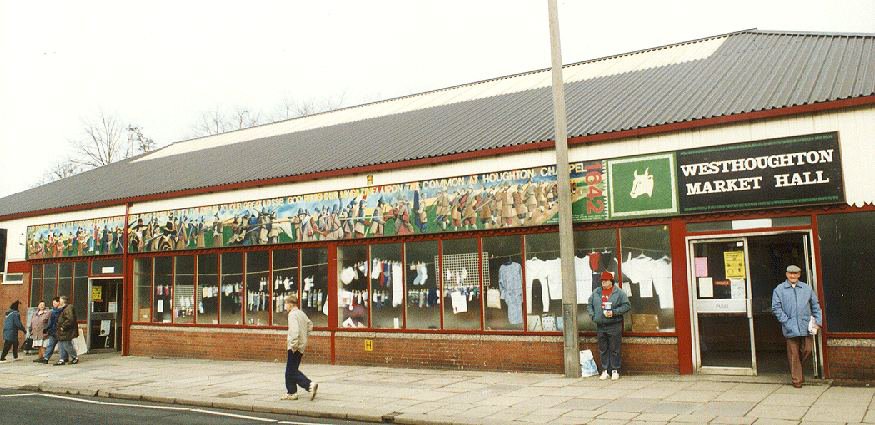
[{"left": 670, "top": 218, "right": 693, "bottom": 374}]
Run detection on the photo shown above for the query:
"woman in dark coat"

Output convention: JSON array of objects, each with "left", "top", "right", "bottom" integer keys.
[{"left": 2, "top": 301, "right": 26, "bottom": 362}]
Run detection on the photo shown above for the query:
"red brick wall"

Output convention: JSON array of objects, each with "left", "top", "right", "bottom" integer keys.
[
  {"left": 0, "top": 273, "right": 31, "bottom": 343},
  {"left": 826, "top": 343, "right": 875, "bottom": 381},
  {"left": 129, "top": 326, "right": 332, "bottom": 364},
  {"left": 129, "top": 327, "right": 678, "bottom": 374}
]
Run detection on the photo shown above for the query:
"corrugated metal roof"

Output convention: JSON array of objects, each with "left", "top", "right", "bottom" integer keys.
[{"left": 2, "top": 29, "right": 874, "bottom": 217}]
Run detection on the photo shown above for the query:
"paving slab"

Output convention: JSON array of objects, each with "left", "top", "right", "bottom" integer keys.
[
  {"left": 693, "top": 401, "right": 757, "bottom": 417},
  {"left": 747, "top": 403, "right": 807, "bottom": 421}
]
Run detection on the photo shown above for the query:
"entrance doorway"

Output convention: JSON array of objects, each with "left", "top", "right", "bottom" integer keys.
[
  {"left": 87, "top": 278, "right": 123, "bottom": 352},
  {"left": 689, "top": 231, "right": 819, "bottom": 377}
]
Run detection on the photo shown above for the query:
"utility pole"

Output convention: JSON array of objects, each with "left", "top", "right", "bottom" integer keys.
[{"left": 547, "top": 0, "right": 580, "bottom": 378}]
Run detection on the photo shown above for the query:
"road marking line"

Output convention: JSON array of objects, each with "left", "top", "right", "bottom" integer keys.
[
  {"left": 190, "top": 408, "right": 277, "bottom": 422},
  {"left": 5, "top": 393, "right": 335, "bottom": 425}
]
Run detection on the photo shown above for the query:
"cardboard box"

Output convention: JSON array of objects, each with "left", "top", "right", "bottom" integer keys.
[{"left": 631, "top": 314, "right": 659, "bottom": 332}]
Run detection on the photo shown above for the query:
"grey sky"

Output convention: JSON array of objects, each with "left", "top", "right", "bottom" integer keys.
[{"left": 1, "top": 0, "right": 872, "bottom": 199}]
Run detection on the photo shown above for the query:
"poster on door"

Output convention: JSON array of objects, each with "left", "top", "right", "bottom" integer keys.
[{"left": 723, "top": 251, "right": 746, "bottom": 279}]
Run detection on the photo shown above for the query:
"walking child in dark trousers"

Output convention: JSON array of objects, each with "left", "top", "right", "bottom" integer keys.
[
  {"left": 281, "top": 294, "right": 318, "bottom": 401},
  {"left": 2, "top": 301, "right": 26, "bottom": 362},
  {"left": 587, "top": 271, "right": 631, "bottom": 380}
]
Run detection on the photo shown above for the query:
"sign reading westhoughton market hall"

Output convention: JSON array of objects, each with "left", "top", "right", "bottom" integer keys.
[{"left": 676, "top": 132, "right": 844, "bottom": 214}]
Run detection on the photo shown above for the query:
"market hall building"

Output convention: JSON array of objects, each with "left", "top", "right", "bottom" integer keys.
[{"left": 1, "top": 29, "right": 873, "bottom": 380}]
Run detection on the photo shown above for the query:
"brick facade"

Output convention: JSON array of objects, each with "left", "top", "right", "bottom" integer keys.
[
  {"left": 825, "top": 341, "right": 875, "bottom": 381},
  {"left": 129, "top": 326, "right": 678, "bottom": 374}
]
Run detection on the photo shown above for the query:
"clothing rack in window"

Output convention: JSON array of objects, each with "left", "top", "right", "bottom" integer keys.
[{"left": 437, "top": 251, "right": 490, "bottom": 289}]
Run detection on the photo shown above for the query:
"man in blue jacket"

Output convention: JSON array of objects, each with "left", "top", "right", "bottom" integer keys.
[
  {"left": 772, "top": 265, "right": 822, "bottom": 388},
  {"left": 2, "top": 300, "right": 26, "bottom": 362},
  {"left": 587, "top": 271, "right": 631, "bottom": 380}
]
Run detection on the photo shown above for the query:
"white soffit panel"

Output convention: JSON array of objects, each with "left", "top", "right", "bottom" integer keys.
[{"left": 135, "top": 37, "right": 726, "bottom": 163}]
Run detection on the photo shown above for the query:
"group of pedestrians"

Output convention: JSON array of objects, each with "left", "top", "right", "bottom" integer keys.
[{"left": 0, "top": 296, "right": 80, "bottom": 365}]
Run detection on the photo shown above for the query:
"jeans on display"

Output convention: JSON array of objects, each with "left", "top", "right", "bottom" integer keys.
[
  {"left": 597, "top": 322, "right": 623, "bottom": 373},
  {"left": 42, "top": 336, "right": 57, "bottom": 360},
  {"left": 284, "top": 350, "right": 312, "bottom": 395},
  {"left": 57, "top": 340, "right": 77, "bottom": 361}
]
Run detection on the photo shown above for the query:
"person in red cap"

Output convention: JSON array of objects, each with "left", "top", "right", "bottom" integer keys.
[{"left": 587, "top": 271, "right": 631, "bottom": 380}]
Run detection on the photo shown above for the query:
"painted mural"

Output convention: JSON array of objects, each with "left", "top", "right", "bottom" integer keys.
[
  {"left": 26, "top": 216, "right": 127, "bottom": 259},
  {"left": 127, "top": 160, "right": 609, "bottom": 253}
]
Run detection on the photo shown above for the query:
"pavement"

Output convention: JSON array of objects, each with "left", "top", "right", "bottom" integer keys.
[{"left": 0, "top": 352, "right": 874, "bottom": 425}]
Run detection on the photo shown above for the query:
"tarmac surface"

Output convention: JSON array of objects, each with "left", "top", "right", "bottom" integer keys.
[{"left": 1, "top": 352, "right": 874, "bottom": 425}]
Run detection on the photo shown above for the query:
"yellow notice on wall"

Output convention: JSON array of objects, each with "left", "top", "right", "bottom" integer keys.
[
  {"left": 91, "top": 286, "right": 103, "bottom": 302},
  {"left": 364, "top": 339, "right": 373, "bottom": 352},
  {"left": 723, "top": 251, "right": 746, "bottom": 279}
]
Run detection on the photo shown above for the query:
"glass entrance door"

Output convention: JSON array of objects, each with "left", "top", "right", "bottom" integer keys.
[
  {"left": 690, "top": 238, "right": 756, "bottom": 374},
  {"left": 88, "top": 278, "right": 123, "bottom": 351}
]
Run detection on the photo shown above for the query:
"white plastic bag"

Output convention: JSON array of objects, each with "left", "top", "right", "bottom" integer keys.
[
  {"left": 73, "top": 333, "right": 88, "bottom": 356},
  {"left": 580, "top": 349, "right": 598, "bottom": 377}
]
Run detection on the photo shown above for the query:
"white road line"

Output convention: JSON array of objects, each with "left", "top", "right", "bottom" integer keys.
[
  {"left": 190, "top": 408, "right": 277, "bottom": 422},
  {"left": 5, "top": 393, "right": 337, "bottom": 424}
]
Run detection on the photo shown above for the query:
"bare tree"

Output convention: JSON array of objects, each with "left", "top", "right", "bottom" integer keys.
[
  {"left": 31, "top": 159, "right": 82, "bottom": 187},
  {"left": 272, "top": 94, "right": 346, "bottom": 122},
  {"left": 35, "top": 111, "right": 158, "bottom": 185}
]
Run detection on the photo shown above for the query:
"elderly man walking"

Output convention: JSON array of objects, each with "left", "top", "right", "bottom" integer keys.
[
  {"left": 772, "top": 265, "right": 822, "bottom": 388},
  {"left": 281, "top": 294, "right": 318, "bottom": 401}
]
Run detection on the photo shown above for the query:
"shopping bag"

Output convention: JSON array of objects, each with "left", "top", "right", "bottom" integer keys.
[
  {"left": 73, "top": 334, "right": 89, "bottom": 356},
  {"left": 579, "top": 349, "right": 599, "bottom": 377}
]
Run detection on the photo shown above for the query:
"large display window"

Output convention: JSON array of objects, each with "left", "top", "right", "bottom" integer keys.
[
  {"left": 271, "top": 249, "right": 298, "bottom": 327},
  {"left": 337, "top": 245, "right": 369, "bottom": 328},
  {"left": 442, "top": 238, "right": 482, "bottom": 330},
  {"left": 620, "top": 225, "right": 675, "bottom": 332},
  {"left": 73, "top": 262, "right": 88, "bottom": 315},
  {"left": 220, "top": 253, "right": 243, "bottom": 325},
  {"left": 174, "top": 256, "right": 195, "bottom": 324},
  {"left": 153, "top": 257, "right": 173, "bottom": 323},
  {"left": 133, "top": 258, "right": 152, "bottom": 322},
  {"left": 818, "top": 210, "right": 875, "bottom": 333},
  {"left": 42, "top": 263, "right": 57, "bottom": 307},
  {"left": 29, "top": 265, "right": 42, "bottom": 308},
  {"left": 196, "top": 254, "right": 219, "bottom": 324},
  {"left": 371, "top": 243, "right": 403, "bottom": 329},
  {"left": 246, "top": 251, "right": 270, "bottom": 326},
  {"left": 301, "top": 248, "right": 328, "bottom": 328},
  {"left": 525, "top": 233, "right": 562, "bottom": 331},
  {"left": 574, "top": 229, "right": 618, "bottom": 332},
  {"left": 406, "top": 240, "right": 439, "bottom": 330},
  {"left": 483, "top": 235, "right": 523, "bottom": 331}
]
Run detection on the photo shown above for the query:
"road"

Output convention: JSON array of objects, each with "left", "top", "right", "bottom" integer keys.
[{"left": 0, "top": 389, "right": 376, "bottom": 425}]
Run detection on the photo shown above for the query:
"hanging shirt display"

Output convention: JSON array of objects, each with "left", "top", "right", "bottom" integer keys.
[
  {"left": 525, "top": 258, "right": 551, "bottom": 313},
  {"left": 498, "top": 261, "right": 523, "bottom": 325}
]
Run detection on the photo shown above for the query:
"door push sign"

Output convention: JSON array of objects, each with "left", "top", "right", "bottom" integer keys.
[{"left": 676, "top": 132, "right": 844, "bottom": 214}]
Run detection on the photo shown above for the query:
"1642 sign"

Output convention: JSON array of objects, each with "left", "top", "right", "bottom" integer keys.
[{"left": 676, "top": 132, "right": 844, "bottom": 213}]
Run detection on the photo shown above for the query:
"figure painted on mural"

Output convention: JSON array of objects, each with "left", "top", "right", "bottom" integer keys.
[
  {"left": 412, "top": 191, "right": 429, "bottom": 234},
  {"left": 353, "top": 199, "right": 367, "bottom": 238},
  {"left": 211, "top": 213, "right": 225, "bottom": 247},
  {"left": 772, "top": 265, "right": 822, "bottom": 388},
  {"left": 462, "top": 190, "right": 478, "bottom": 230},
  {"left": 369, "top": 198, "right": 386, "bottom": 236},
  {"left": 449, "top": 191, "right": 463, "bottom": 231},
  {"left": 588, "top": 271, "right": 631, "bottom": 381},
  {"left": 394, "top": 196, "right": 415, "bottom": 236},
  {"left": 502, "top": 185, "right": 516, "bottom": 227},
  {"left": 30, "top": 235, "right": 44, "bottom": 259},
  {"left": 435, "top": 188, "right": 450, "bottom": 230}
]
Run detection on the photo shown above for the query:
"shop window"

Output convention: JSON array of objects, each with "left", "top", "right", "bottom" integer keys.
[
  {"left": 574, "top": 229, "right": 619, "bottom": 332},
  {"left": 525, "top": 233, "right": 562, "bottom": 331},
  {"left": 197, "top": 254, "right": 219, "bottom": 325},
  {"left": 818, "top": 211, "right": 875, "bottom": 332},
  {"left": 92, "top": 258, "right": 123, "bottom": 275},
  {"left": 42, "top": 264, "right": 57, "bottom": 307},
  {"left": 30, "top": 265, "right": 42, "bottom": 308},
  {"left": 272, "top": 250, "right": 298, "bottom": 327},
  {"left": 620, "top": 225, "right": 675, "bottom": 332},
  {"left": 405, "top": 240, "right": 439, "bottom": 330},
  {"left": 153, "top": 257, "right": 173, "bottom": 323},
  {"left": 301, "top": 248, "right": 328, "bottom": 328},
  {"left": 133, "top": 258, "right": 152, "bottom": 322},
  {"left": 73, "top": 262, "right": 88, "bottom": 318},
  {"left": 442, "top": 238, "right": 482, "bottom": 330},
  {"left": 174, "top": 256, "right": 195, "bottom": 324},
  {"left": 337, "top": 245, "right": 369, "bottom": 328},
  {"left": 483, "top": 235, "right": 523, "bottom": 331},
  {"left": 220, "top": 252, "right": 244, "bottom": 325},
  {"left": 245, "top": 251, "right": 270, "bottom": 326},
  {"left": 371, "top": 243, "right": 403, "bottom": 329},
  {"left": 58, "top": 263, "right": 73, "bottom": 305}
]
